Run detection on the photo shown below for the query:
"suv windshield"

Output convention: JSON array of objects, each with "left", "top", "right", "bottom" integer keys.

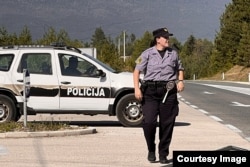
[{"left": 82, "top": 53, "right": 117, "bottom": 73}]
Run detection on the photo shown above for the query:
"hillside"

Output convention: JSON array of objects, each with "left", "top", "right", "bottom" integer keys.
[{"left": 206, "top": 65, "right": 250, "bottom": 82}]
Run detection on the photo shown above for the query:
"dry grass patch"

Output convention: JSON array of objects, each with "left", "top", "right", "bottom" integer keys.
[
  {"left": 205, "top": 65, "right": 250, "bottom": 81},
  {"left": 0, "top": 121, "right": 85, "bottom": 133}
]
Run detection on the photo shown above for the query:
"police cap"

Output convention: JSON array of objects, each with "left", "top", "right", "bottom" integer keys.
[{"left": 152, "top": 27, "right": 173, "bottom": 38}]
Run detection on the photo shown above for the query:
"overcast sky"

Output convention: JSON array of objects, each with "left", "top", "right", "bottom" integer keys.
[{"left": 0, "top": 0, "right": 231, "bottom": 43}]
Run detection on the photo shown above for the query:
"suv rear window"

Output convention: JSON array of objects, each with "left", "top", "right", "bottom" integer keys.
[{"left": 0, "top": 54, "right": 14, "bottom": 71}]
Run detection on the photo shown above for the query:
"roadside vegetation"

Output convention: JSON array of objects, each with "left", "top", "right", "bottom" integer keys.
[
  {"left": 202, "top": 65, "right": 250, "bottom": 82},
  {"left": 0, "top": 121, "right": 83, "bottom": 133}
]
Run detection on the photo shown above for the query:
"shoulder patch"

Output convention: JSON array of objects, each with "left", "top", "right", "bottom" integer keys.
[{"left": 135, "top": 56, "right": 142, "bottom": 64}]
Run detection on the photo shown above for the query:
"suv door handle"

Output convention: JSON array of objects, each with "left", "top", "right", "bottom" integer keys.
[
  {"left": 17, "top": 79, "right": 23, "bottom": 82},
  {"left": 61, "top": 81, "right": 71, "bottom": 85}
]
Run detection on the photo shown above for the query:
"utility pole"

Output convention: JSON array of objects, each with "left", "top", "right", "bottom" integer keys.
[
  {"left": 123, "top": 30, "right": 126, "bottom": 62},
  {"left": 118, "top": 37, "right": 120, "bottom": 56}
]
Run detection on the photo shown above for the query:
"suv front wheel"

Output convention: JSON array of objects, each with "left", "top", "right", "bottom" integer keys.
[
  {"left": 0, "top": 95, "right": 16, "bottom": 123},
  {"left": 116, "top": 94, "right": 143, "bottom": 127}
]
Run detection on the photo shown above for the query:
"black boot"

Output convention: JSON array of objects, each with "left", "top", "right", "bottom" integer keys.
[
  {"left": 159, "top": 155, "right": 168, "bottom": 164},
  {"left": 147, "top": 152, "right": 156, "bottom": 162}
]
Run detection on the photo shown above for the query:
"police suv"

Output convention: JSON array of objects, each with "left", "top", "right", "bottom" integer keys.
[{"left": 0, "top": 44, "right": 142, "bottom": 127}]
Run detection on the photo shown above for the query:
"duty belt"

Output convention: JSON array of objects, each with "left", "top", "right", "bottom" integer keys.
[{"left": 145, "top": 80, "right": 169, "bottom": 87}]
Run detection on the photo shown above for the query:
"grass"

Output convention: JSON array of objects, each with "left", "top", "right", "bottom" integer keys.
[
  {"left": 203, "top": 65, "right": 250, "bottom": 81},
  {"left": 0, "top": 121, "right": 84, "bottom": 133}
]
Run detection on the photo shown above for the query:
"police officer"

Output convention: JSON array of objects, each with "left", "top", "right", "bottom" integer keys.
[{"left": 133, "top": 27, "right": 184, "bottom": 164}]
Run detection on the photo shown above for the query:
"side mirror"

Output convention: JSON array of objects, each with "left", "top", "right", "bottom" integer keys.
[{"left": 96, "top": 69, "right": 106, "bottom": 77}]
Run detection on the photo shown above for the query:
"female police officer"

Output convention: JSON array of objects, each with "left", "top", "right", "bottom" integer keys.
[{"left": 133, "top": 27, "right": 184, "bottom": 164}]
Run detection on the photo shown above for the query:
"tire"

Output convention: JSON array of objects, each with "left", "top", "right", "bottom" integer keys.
[
  {"left": 116, "top": 94, "right": 143, "bottom": 127},
  {"left": 0, "top": 95, "right": 16, "bottom": 123},
  {"left": 14, "top": 112, "right": 21, "bottom": 122}
]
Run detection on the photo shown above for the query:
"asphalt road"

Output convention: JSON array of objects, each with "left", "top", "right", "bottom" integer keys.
[{"left": 179, "top": 80, "right": 250, "bottom": 140}]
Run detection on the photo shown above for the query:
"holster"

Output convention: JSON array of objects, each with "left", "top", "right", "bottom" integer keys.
[{"left": 139, "top": 79, "right": 147, "bottom": 94}]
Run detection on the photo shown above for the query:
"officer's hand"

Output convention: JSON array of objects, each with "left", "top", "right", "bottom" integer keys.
[
  {"left": 134, "top": 88, "right": 143, "bottom": 101},
  {"left": 177, "top": 81, "right": 184, "bottom": 92}
]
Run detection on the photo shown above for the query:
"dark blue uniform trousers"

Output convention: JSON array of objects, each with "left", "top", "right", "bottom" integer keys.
[{"left": 142, "top": 85, "right": 179, "bottom": 157}]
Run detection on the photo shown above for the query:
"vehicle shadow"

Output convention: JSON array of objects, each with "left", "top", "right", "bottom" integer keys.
[
  {"left": 175, "top": 122, "right": 190, "bottom": 127},
  {"left": 49, "top": 120, "right": 191, "bottom": 128},
  {"left": 69, "top": 120, "right": 123, "bottom": 127},
  {"left": 27, "top": 120, "right": 191, "bottom": 128}
]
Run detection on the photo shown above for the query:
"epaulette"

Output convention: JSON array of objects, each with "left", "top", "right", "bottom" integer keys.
[{"left": 166, "top": 47, "right": 173, "bottom": 52}]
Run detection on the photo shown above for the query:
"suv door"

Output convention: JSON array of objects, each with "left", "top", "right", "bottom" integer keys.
[
  {"left": 11, "top": 50, "right": 60, "bottom": 110},
  {"left": 56, "top": 51, "right": 111, "bottom": 111}
]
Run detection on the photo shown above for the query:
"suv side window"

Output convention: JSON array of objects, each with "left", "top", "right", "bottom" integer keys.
[
  {"left": 59, "top": 54, "right": 98, "bottom": 77},
  {"left": 0, "top": 54, "right": 14, "bottom": 71},
  {"left": 17, "top": 53, "right": 52, "bottom": 75}
]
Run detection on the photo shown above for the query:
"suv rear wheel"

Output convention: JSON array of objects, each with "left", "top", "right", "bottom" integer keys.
[
  {"left": 116, "top": 94, "right": 143, "bottom": 127},
  {"left": 0, "top": 95, "right": 16, "bottom": 123}
]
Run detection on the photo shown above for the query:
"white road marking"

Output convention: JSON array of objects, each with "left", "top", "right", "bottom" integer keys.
[
  {"left": 209, "top": 115, "right": 223, "bottom": 122},
  {"left": 198, "top": 109, "right": 208, "bottom": 114},
  {"left": 190, "top": 105, "right": 198, "bottom": 109},
  {"left": 225, "top": 124, "right": 242, "bottom": 133},
  {"left": 179, "top": 98, "right": 185, "bottom": 101},
  {"left": 231, "top": 102, "right": 250, "bottom": 107},
  {"left": 179, "top": 97, "right": 248, "bottom": 140},
  {"left": 202, "top": 84, "right": 250, "bottom": 96},
  {"left": 183, "top": 83, "right": 249, "bottom": 140},
  {"left": 203, "top": 91, "right": 215, "bottom": 94},
  {"left": 245, "top": 137, "right": 250, "bottom": 142}
]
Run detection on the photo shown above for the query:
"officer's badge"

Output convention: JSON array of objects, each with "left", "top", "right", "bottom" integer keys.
[{"left": 135, "top": 56, "right": 142, "bottom": 64}]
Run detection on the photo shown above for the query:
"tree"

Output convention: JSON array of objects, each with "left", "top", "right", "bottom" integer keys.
[
  {"left": 91, "top": 27, "right": 123, "bottom": 71},
  {"left": 192, "top": 39, "right": 213, "bottom": 78},
  {"left": 126, "top": 31, "right": 152, "bottom": 71},
  {"left": 91, "top": 27, "right": 107, "bottom": 50},
  {"left": 125, "top": 33, "right": 136, "bottom": 57},
  {"left": 236, "top": 22, "right": 250, "bottom": 67},
  {"left": 57, "top": 29, "right": 83, "bottom": 47},
  {"left": 180, "top": 35, "right": 196, "bottom": 79},
  {"left": 170, "top": 37, "right": 182, "bottom": 52},
  {"left": 181, "top": 35, "right": 196, "bottom": 56},
  {"left": 36, "top": 27, "right": 58, "bottom": 45},
  {"left": 18, "top": 26, "right": 32, "bottom": 45},
  {"left": 98, "top": 38, "right": 124, "bottom": 71},
  {"left": 114, "top": 31, "right": 136, "bottom": 58},
  {"left": 36, "top": 27, "right": 83, "bottom": 47},
  {"left": 214, "top": 0, "right": 250, "bottom": 72},
  {"left": 0, "top": 27, "right": 14, "bottom": 45},
  {"left": 180, "top": 36, "right": 214, "bottom": 79}
]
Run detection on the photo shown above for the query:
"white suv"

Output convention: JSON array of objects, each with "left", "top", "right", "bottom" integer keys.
[{"left": 0, "top": 44, "right": 142, "bottom": 127}]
